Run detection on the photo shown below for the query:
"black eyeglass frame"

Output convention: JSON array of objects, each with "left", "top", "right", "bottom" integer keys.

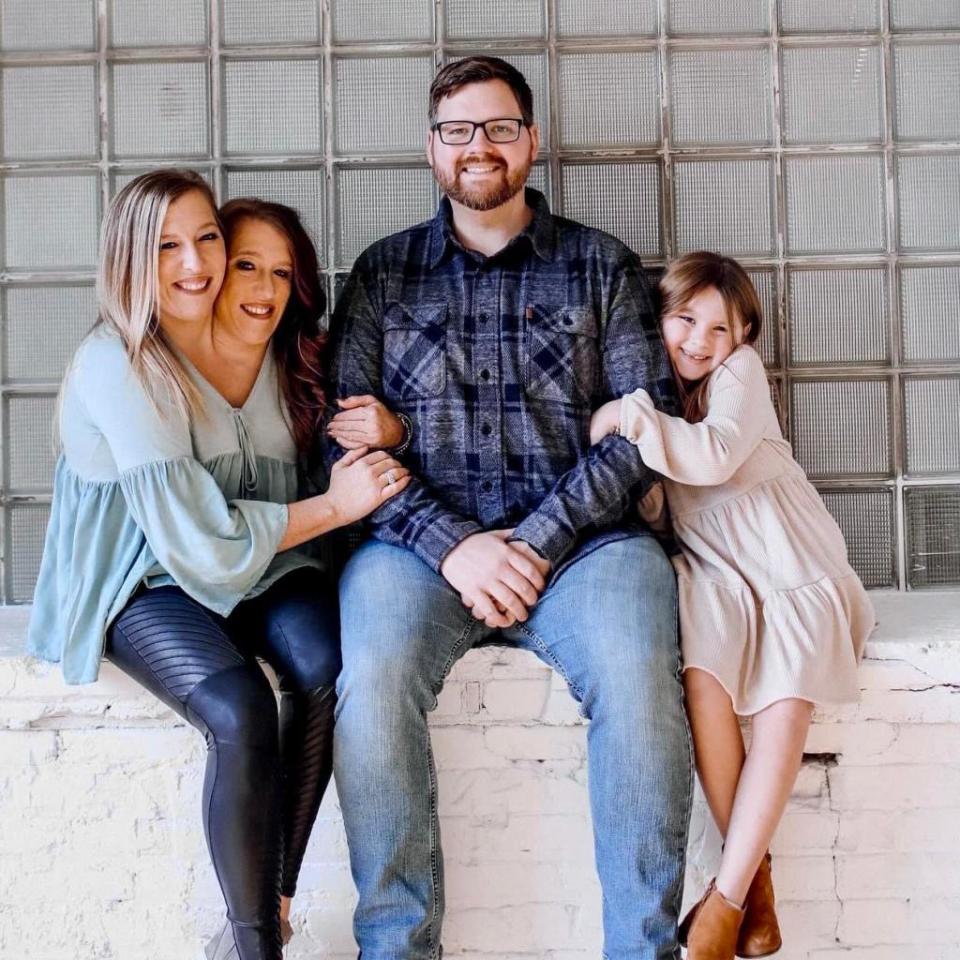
[{"left": 430, "top": 117, "right": 528, "bottom": 145}]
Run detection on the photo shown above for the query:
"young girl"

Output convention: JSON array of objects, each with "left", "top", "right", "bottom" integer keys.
[{"left": 590, "top": 251, "right": 874, "bottom": 960}]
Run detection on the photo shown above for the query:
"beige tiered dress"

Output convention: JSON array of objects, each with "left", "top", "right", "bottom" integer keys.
[{"left": 620, "top": 345, "right": 874, "bottom": 716}]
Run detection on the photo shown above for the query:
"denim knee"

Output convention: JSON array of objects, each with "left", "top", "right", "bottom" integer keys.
[{"left": 335, "top": 642, "right": 437, "bottom": 721}]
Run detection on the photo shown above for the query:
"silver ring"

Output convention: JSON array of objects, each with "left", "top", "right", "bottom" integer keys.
[{"left": 384, "top": 469, "right": 397, "bottom": 486}]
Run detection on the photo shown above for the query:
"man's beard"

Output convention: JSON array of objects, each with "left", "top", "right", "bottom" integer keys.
[{"left": 432, "top": 154, "right": 530, "bottom": 211}]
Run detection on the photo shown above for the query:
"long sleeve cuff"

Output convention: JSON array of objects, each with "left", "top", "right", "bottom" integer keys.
[
  {"left": 381, "top": 511, "right": 484, "bottom": 574},
  {"left": 510, "top": 511, "right": 575, "bottom": 570}
]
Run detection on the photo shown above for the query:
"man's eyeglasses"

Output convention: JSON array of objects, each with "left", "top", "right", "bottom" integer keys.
[{"left": 431, "top": 118, "right": 527, "bottom": 145}]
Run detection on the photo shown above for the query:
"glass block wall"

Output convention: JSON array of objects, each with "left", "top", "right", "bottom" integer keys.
[{"left": 1, "top": 0, "right": 959, "bottom": 599}]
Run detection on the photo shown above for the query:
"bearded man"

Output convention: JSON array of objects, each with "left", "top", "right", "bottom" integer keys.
[{"left": 327, "top": 55, "right": 692, "bottom": 960}]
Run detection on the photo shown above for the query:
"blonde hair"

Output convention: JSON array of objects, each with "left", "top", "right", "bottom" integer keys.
[
  {"left": 659, "top": 251, "right": 763, "bottom": 423},
  {"left": 94, "top": 169, "right": 221, "bottom": 421}
]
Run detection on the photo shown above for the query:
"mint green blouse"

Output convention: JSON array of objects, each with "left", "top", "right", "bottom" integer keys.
[{"left": 27, "top": 329, "right": 326, "bottom": 684}]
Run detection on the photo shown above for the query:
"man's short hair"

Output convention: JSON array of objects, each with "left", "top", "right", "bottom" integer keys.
[{"left": 428, "top": 56, "right": 534, "bottom": 127}]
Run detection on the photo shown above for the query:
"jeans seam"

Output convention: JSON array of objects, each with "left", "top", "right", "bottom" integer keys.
[
  {"left": 427, "top": 617, "right": 476, "bottom": 955},
  {"left": 435, "top": 616, "right": 478, "bottom": 694},
  {"left": 426, "top": 735, "right": 442, "bottom": 959},
  {"left": 514, "top": 621, "right": 584, "bottom": 702}
]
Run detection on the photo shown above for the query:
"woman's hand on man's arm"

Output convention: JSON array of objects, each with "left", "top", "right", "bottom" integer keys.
[
  {"left": 326, "top": 394, "right": 408, "bottom": 450},
  {"left": 278, "top": 447, "right": 411, "bottom": 551}
]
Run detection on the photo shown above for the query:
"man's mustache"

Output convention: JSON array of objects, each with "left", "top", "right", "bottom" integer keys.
[{"left": 455, "top": 155, "right": 507, "bottom": 174}]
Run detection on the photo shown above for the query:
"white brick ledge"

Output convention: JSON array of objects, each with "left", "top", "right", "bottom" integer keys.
[{"left": 2, "top": 592, "right": 959, "bottom": 959}]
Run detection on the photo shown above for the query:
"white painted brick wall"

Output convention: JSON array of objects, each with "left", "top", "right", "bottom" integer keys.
[{"left": 2, "top": 593, "right": 959, "bottom": 960}]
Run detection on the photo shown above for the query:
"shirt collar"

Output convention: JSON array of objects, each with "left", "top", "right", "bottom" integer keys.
[{"left": 428, "top": 187, "right": 558, "bottom": 268}]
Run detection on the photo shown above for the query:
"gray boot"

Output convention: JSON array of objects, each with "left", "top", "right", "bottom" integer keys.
[{"left": 205, "top": 922, "right": 237, "bottom": 960}]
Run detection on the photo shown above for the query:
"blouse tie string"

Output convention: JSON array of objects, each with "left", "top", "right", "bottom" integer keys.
[{"left": 232, "top": 409, "right": 259, "bottom": 495}]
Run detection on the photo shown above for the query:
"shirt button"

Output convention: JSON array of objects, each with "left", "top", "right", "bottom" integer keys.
[
  {"left": 481, "top": 422, "right": 492, "bottom": 436},
  {"left": 479, "top": 312, "right": 489, "bottom": 323},
  {"left": 480, "top": 369, "right": 491, "bottom": 381},
  {"left": 481, "top": 481, "right": 493, "bottom": 493}
]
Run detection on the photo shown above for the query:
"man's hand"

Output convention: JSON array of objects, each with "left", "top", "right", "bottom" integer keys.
[
  {"left": 507, "top": 538, "right": 552, "bottom": 581},
  {"left": 441, "top": 531, "right": 547, "bottom": 629},
  {"left": 327, "top": 394, "right": 406, "bottom": 450}
]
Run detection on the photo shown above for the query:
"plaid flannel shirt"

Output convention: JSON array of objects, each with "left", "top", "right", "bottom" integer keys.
[{"left": 328, "top": 188, "right": 678, "bottom": 577}]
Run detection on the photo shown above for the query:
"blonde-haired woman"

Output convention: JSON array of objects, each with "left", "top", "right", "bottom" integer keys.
[{"left": 28, "top": 170, "right": 410, "bottom": 960}]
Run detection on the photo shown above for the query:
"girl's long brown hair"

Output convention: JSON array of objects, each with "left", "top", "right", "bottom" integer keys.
[
  {"left": 660, "top": 251, "right": 763, "bottom": 423},
  {"left": 219, "top": 198, "right": 328, "bottom": 459}
]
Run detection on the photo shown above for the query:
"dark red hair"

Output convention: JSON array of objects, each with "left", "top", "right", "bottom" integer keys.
[{"left": 219, "top": 198, "right": 327, "bottom": 458}]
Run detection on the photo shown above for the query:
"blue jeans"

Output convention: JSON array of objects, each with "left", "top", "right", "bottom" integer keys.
[{"left": 335, "top": 536, "right": 692, "bottom": 960}]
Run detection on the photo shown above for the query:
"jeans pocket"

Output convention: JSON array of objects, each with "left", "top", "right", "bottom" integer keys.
[
  {"left": 525, "top": 304, "right": 600, "bottom": 406},
  {"left": 382, "top": 302, "right": 447, "bottom": 401}
]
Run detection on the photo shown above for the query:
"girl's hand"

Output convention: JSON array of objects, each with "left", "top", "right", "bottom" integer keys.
[
  {"left": 326, "top": 447, "right": 411, "bottom": 524},
  {"left": 589, "top": 399, "right": 622, "bottom": 445},
  {"left": 327, "top": 395, "right": 405, "bottom": 450}
]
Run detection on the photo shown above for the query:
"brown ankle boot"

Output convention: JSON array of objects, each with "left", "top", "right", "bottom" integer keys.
[
  {"left": 680, "top": 879, "right": 744, "bottom": 960},
  {"left": 736, "top": 853, "right": 782, "bottom": 957}
]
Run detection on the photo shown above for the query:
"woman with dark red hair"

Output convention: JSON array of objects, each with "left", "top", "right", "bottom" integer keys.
[{"left": 29, "top": 172, "right": 410, "bottom": 960}]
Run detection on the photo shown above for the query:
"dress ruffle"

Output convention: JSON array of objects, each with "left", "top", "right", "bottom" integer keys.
[
  {"left": 677, "top": 569, "right": 873, "bottom": 715},
  {"left": 671, "top": 471, "right": 874, "bottom": 715}
]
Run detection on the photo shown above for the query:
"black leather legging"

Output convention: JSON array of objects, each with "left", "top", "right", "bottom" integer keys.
[{"left": 106, "top": 569, "right": 339, "bottom": 960}]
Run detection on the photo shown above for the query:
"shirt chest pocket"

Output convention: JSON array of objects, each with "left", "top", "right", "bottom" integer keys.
[
  {"left": 382, "top": 302, "right": 447, "bottom": 401},
  {"left": 525, "top": 305, "right": 600, "bottom": 406}
]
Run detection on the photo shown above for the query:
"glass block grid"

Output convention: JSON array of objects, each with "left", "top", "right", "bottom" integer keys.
[
  {"left": 820, "top": 488, "right": 896, "bottom": 590},
  {"left": 891, "top": 1, "right": 960, "bottom": 32},
  {"left": 781, "top": 44, "right": 883, "bottom": 145},
  {"left": 557, "top": 51, "right": 660, "bottom": 149},
  {"left": 903, "top": 377, "right": 960, "bottom": 477},
  {"left": 674, "top": 158, "right": 775, "bottom": 257},
  {"left": 2, "top": 65, "right": 98, "bottom": 161},
  {"left": 5, "top": 394, "right": 57, "bottom": 493},
  {"left": 894, "top": 42, "right": 960, "bottom": 142},
  {"left": 557, "top": 0, "right": 657, "bottom": 38},
  {"left": 906, "top": 487, "right": 960, "bottom": 589},
  {"left": 333, "top": 0, "right": 433, "bottom": 44},
  {"left": 1, "top": 0, "right": 96, "bottom": 51},
  {"left": 779, "top": 0, "right": 882, "bottom": 35},
  {"left": 784, "top": 155, "right": 886, "bottom": 255},
  {"left": 560, "top": 162, "right": 662, "bottom": 258},
  {"left": 1, "top": 3, "right": 958, "bottom": 598},
  {"left": 444, "top": 0, "right": 544, "bottom": 41},
  {"left": 897, "top": 154, "right": 960, "bottom": 252},
  {"left": 222, "top": 0, "right": 321, "bottom": 46},
  {"left": 900, "top": 265, "right": 960, "bottom": 364},
  {"left": 110, "top": 0, "right": 209, "bottom": 47},
  {"left": 667, "top": 0, "right": 770, "bottom": 36},
  {"left": 334, "top": 55, "right": 434, "bottom": 155},
  {"left": 223, "top": 59, "right": 323, "bottom": 157},
  {"left": 791, "top": 378, "right": 892, "bottom": 479},
  {"left": 669, "top": 47, "right": 773, "bottom": 146},
  {"left": 787, "top": 267, "right": 889, "bottom": 366},
  {"left": 2, "top": 285, "right": 97, "bottom": 383}
]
